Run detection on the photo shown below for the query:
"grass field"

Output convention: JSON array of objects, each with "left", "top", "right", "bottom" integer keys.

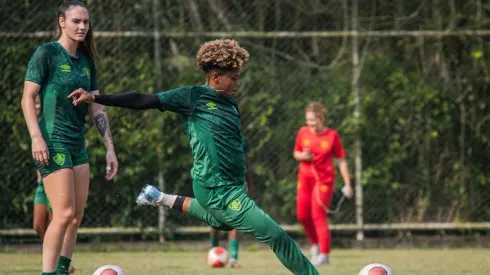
[{"left": 1, "top": 248, "right": 488, "bottom": 274}]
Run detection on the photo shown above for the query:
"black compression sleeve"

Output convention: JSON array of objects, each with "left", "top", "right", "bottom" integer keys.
[{"left": 93, "top": 92, "right": 161, "bottom": 110}]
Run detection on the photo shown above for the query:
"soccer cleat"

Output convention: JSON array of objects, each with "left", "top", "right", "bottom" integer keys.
[
  {"left": 311, "top": 254, "right": 329, "bottom": 266},
  {"left": 229, "top": 258, "right": 241, "bottom": 268},
  {"left": 136, "top": 184, "right": 164, "bottom": 206}
]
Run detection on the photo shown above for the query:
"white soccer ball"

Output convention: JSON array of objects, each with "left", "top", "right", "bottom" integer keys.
[
  {"left": 358, "top": 263, "right": 394, "bottom": 275},
  {"left": 93, "top": 265, "right": 127, "bottom": 275},
  {"left": 207, "top": 246, "right": 229, "bottom": 268}
]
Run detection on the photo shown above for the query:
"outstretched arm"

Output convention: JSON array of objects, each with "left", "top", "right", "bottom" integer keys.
[
  {"left": 89, "top": 90, "right": 118, "bottom": 180},
  {"left": 68, "top": 89, "right": 160, "bottom": 110}
]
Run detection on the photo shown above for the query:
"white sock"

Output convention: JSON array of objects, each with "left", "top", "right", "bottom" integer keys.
[
  {"left": 310, "top": 244, "right": 319, "bottom": 257},
  {"left": 157, "top": 192, "right": 177, "bottom": 207}
]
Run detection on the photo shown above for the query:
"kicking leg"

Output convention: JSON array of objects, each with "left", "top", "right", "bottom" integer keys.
[
  {"left": 135, "top": 184, "right": 317, "bottom": 274},
  {"left": 136, "top": 184, "right": 232, "bottom": 231},
  {"left": 211, "top": 193, "right": 319, "bottom": 275}
]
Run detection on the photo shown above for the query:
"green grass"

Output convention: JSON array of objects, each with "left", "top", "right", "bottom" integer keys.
[{"left": 0, "top": 248, "right": 488, "bottom": 274}]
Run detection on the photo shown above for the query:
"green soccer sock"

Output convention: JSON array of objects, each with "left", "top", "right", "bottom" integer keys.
[
  {"left": 211, "top": 236, "right": 219, "bottom": 248},
  {"left": 41, "top": 272, "right": 57, "bottom": 275},
  {"left": 57, "top": 255, "right": 71, "bottom": 275},
  {"left": 229, "top": 239, "right": 239, "bottom": 260}
]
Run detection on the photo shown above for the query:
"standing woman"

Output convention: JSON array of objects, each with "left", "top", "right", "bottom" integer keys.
[
  {"left": 293, "top": 102, "right": 353, "bottom": 266},
  {"left": 21, "top": 1, "right": 118, "bottom": 274}
]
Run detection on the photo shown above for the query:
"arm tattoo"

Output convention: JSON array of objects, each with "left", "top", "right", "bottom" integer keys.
[{"left": 95, "top": 113, "right": 107, "bottom": 137}]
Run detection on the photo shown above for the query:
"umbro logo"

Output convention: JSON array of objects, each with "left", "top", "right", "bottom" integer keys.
[
  {"left": 206, "top": 102, "right": 217, "bottom": 110},
  {"left": 60, "top": 64, "right": 71, "bottom": 73}
]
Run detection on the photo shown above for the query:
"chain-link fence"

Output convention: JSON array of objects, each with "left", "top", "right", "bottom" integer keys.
[{"left": 1, "top": 0, "right": 489, "bottom": 239}]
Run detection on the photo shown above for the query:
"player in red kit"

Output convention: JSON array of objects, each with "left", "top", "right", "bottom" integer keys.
[{"left": 293, "top": 102, "right": 353, "bottom": 266}]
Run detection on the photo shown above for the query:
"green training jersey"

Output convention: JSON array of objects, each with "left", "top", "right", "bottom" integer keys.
[
  {"left": 25, "top": 41, "right": 98, "bottom": 148},
  {"left": 157, "top": 85, "right": 246, "bottom": 187}
]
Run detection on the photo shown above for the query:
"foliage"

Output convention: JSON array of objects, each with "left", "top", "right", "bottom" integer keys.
[{"left": 0, "top": 0, "right": 489, "bottom": 229}]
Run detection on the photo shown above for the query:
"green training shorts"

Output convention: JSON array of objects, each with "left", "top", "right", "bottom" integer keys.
[{"left": 35, "top": 146, "right": 88, "bottom": 178}]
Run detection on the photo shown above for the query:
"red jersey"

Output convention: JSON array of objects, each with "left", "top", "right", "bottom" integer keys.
[{"left": 294, "top": 126, "right": 346, "bottom": 182}]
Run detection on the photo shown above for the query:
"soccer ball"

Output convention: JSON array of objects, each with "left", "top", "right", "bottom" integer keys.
[
  {"left": 358, "top": 263, "right": 394, "bottom": 275},
  {"left": 93, "top": 265, "right": 127, "bottom": 275},
  {"left": 207, "top": 246, "right": 229, "bottom": 267}
]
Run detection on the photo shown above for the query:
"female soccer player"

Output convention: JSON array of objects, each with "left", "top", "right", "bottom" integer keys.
[
  {"left": 69, "top": 39, "right": 319, "bottom": 275},
  {"left": 209, "top": 136, "right": 253, "bottom": 268},
  {"left": 21, "top": 1, "right": 118, "bottom": 274},
  {"left": 293, "top": 102, "right": 353, "bottom": 266}
]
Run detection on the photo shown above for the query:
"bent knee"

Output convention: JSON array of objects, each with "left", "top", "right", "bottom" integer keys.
[{"left": 211, "top": 223, "right": 233, "bottom": 232}]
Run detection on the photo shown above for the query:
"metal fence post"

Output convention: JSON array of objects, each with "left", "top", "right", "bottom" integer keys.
[
  {"left": 153, "top": 0, "right": 166, "bottom": 243},
  {"left": 351, "top": 0, "right": 364, "bottom": 241}
]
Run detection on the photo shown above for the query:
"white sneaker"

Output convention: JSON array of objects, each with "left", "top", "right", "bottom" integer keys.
[
  {"left": 136, "top": 184, "right": 164, "bottom": 206},
  {"left": 310, "top": 244, "right": 319, "bottom": 262},
  {"left": 311, "top": 254, "right": 329, "bottom": 266}
]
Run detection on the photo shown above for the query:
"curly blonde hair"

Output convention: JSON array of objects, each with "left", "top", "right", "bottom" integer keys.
[{"left": 196, "top": 39, "right": 249, "bottom": 72}]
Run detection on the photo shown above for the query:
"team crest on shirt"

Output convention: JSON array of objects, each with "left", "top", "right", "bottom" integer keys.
[
  {"left": 83, "top": 68, "right": 90, "bottom": 80},
  {"left": 53, "top": 153, "right": 66, "bottom": 166},
  {"left": 60, "top": 64, "right": 71, "bottom": 73},
  {"left": 321, "top": 140, "right": 329, "bottom": 149},
  {"left": 228, "top": 199, "right": 241, "bottom": 211},
  {"left": 303, "top": 139, "right": 311, "bottom": 146},
  {"left": 320, "top": 185, "right": 329, "bottom": 192},
  {"left": 206, "top": 102, "right": 217, "bottom": 110}
]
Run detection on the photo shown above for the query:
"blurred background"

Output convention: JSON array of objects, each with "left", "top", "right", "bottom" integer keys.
[{"left": 1, "top": 0, "right": 489, "bottom": 244}]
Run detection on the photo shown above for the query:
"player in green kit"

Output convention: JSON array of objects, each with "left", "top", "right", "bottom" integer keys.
[
  {"left": 21, "top": 1, "right": 118, "bottom": 274},
  {"left": 68, "top": 39, "right": 319, "bottom": 275}
]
